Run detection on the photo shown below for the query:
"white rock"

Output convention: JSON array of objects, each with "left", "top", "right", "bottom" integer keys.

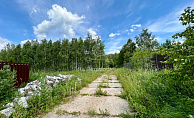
[
  {"left": 27, "top": 91, "right": 33, "bottom": 96},
  {"left": 46, "top": 75, "right": 53, "bottom": 79},
  {"left": 53, "top": 83, "right": 57, "bottom": 87},
  {"left": 53, "top": 76, "right": 62, "bottom": 80},
  {"left": 0, "top": 107, "right": 14, "bottom": 117},
  {"left": 47, "top": 80, "right": 53, "bottom": 85},
  {"left": 18, "top": 88, "right": 26, "bottom": 95},
  {"left": 55, "top": 79, "right": 59, "bottom": 83},
  {"left": 18, "top": 97, "right": 28, "bottom": 108},
  {"left": 31, "top": 85, "right": 38, "bottom": 91},
  {"left": 77, "top": 77, "right": 82, "bottom": 82},
  {"left": 24, "top": 85, "right": 31, "bottom": 91},
  {"left": 5, "top": 102, "right": 14, "bottom": 108},
  {"left": 58, "top": 74, "right": 67, "bottom": 78}
]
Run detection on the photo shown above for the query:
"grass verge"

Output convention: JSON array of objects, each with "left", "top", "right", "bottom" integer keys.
[{"left": 114, "top": 68, "right": 194, "bottom": 117}]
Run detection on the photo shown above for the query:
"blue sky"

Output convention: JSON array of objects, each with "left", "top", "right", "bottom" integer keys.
[{"left": 0, "top": 0, "right": 193, "bottom": 54}]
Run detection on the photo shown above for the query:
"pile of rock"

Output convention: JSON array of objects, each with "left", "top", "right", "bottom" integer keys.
[{"left": 0, "top": 74, "right": 81, "bottom": 117}]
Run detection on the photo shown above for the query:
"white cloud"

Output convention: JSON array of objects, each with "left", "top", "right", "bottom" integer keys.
[
  {"left": 131, "top": 24, "right": 141, "bottom": 27},
  {"left": 127, "top": 24, "right": 141, "bottom": 33},
  {"left": 176, "top": 39, "right": 185, "bottom": 44},
  {"left": 130, "top": 29, "right": 134, "bottom": 32},
  {"left": 107, "top": 50, "right": 120, "bottom": 54},
  {"left": 106, "top": 38, "right": 123, "bottom": 54},
  {"left": 88, "top": 28, "right": 97, "bottom": 36},
  {"left": 0, "top": 37, "right": 11, "bottom": 50},
  {"left": 98, "top": 25, "right": 102, "bottom": 28},
  {"left": 155, "top": 37, "right": 164, "bottom": 42},
  {"left": 109, "top": 33, "right": 120, "bottom": 38},
  {"left": 33, "top": 4, "right": 85, "bottom": 40},
  {"left": 20, "top": 39, "right": 31, "bottom": 45},
  {"left": 30, "top": 7, "right": 39, "bottom": 17}
]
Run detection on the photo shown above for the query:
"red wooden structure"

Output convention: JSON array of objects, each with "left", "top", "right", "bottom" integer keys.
[{"left": 0, "top": 62, "right": 30, "bottom": 87}]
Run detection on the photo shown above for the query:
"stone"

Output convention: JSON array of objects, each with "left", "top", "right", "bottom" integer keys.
[
  {"left": 47, "top": 80, "right": 54, "bottom": 85},
  {"left": 27, "top": 91, "right": 34, "bottom": 96},
  {"left": 18, "top": 97, "right": 28, "bottom": 108},
  {"left": 0, "top": 107, "right": 14, "bottom": 117},
  {"left": 5, "top": 102, "right": 14, "bottom": 108},
  {"left": 18, "top": 88, "right": 26, "bottom": 95},
  {"left": 77, "top": 77, "right": 82, "bottom": 82}
]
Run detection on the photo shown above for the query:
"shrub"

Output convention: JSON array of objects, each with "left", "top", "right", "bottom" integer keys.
[{"left": 0, "top": 65, "right": 16, "bottom": 102}]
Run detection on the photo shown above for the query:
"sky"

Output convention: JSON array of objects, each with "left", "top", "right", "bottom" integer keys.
[{"left": 0, "top": 0, "right": 193, "bottom": 54}]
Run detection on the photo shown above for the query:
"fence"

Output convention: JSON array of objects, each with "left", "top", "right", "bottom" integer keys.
[
  {"left": 151, "top": 55, "right": 173, "bottom": 71},
  {"left": 0, "top": 62, "right": 30, "bottom": 87}
]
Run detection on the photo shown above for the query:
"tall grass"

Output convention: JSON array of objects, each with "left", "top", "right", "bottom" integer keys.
[{"left": 114, "top": 68, "right": 194, "bottom": 117}]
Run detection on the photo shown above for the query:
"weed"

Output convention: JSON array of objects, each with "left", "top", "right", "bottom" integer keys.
[
  {"left": 101, "top": 79, "right": 108, "bottom": 83},
  {"left": 88, "top": 109, "right": 98, "bottom": 115},
  {"left": 94, "top": 88, "right": 108, "bottom": 97},
  {"left": 56, "top": 109, "right": 63, "bottom": 115},
  {"left": 56, "top": 109, "right": 74, "bottom": 115},
  {"left": 81, "top": 94, "right": 89, "bottom": 96},
  {"left": 70, "top": 111, "right": 80, "bottom": 115},
  {"left": 99, "top": 108, "right": 110, "bottom": 115}
]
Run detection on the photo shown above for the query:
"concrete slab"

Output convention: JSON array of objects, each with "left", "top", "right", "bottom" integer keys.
[
  {"left": 89, "top": 83, "right": 122, "bottom": 88},
  {"left": 109, "top": 75, "right": 117, "bottom": 80},
  {"left": 44, "top": 113, "right": 121, "bottom": 118},
  {"left": 55, "top": 96, "right": 130, "bottom": 116},
  {"left": 108, "top": 80, "right": 120, "bottom": 83},
  {"left": 80, "top": 88, "right": 123, "bottom": 95},
  {"left": 108, "top": 83, "right": 122, "bottom": 88}
]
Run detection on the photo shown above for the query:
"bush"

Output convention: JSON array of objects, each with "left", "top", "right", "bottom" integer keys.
[
  {"left": 115, "top": 68, "right": 194, "bottom": 117},
  {"left": 0, "top": 65, "right": 16, "bottom": 101}
]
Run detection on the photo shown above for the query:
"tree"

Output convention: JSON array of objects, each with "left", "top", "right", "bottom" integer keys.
[
  {"left": 13, "top": 44, "right": 22, "bottom": 63},
  {"left": 158, "top": 6, "right": 194, "bottom": 97},
  {"left": 135, "top": 29, "right": 158, "bottom": 51},
  {"left": 132, "top": 29, "right": 158, "bottom": 69},
  {"left": 117, "top": 38, "right": 136, "bottom": 67}
]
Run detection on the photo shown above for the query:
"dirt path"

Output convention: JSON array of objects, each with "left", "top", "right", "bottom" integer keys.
[{"left": 43, "top": 75, "right": 131, "bottom": 118}]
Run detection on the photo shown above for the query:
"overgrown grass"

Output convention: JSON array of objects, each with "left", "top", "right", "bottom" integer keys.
[
  {"left": 94, "top": 88, "right": 108, "bottom": 97},
  {"left": 2, "top": 70, "right": 106, "bottom": 118},
  {"left": 88, "top": 109, "right": 98, "bottom": 115},
  {"left": 114, "top": 68, "right": 194, "bottom": 117}
]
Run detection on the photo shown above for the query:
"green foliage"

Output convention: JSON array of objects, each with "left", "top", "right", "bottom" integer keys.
[
  {"left": 88, "top": 109, "right": 98, "bottom": 115},
  {"left": 135, "top": 29, "right": 158, "bottom": 51},
  {"left": 99, "top": 108, "right": 110, "bottom": 115},
  {"left": 115, "top": 68, "right": 194, "bottom": 117},
  {"left": 117, "top": 38, "right": 136, "bottom": 67},
  {"left": 11, "top": 70, "right": 105, "bottom": 117},
  {"left": 131, "top": 49, "right": 153, "bottom": 69},
  {"left": 158, "top": 6, "right": 194, "bottom": 98},
  {"left": 0, "top": 65, "right": 16, "bottom": 102},
  {"left": 0, "top": 33, "right": 105, "bottom": 71}
]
